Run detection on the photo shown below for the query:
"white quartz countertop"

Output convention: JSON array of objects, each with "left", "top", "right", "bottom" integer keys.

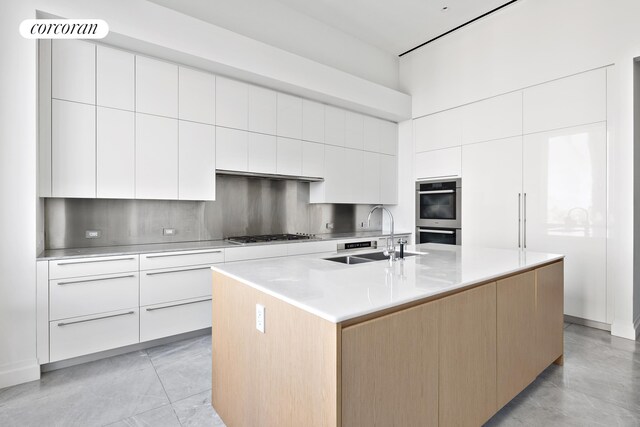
[{"left": 211, "top": 244, "right": 564, "bottom": 323}]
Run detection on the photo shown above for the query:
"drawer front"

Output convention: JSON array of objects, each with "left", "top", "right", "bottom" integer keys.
[
  {"left": 140, "top": 298, "right": 212, "bottom": 342},
  {"left": 224, "top": 244, "right": 288, "bottom": 262},
  {"left": 287, "top": 241, "right": 336, "bottom": 256},
  {"left": 50, "top": 255, "right": 139, "bottom": 279},
  {"left": 141, "top": 266, "right": 212, "bottom": 306},
  {"left": 49, "top": 309, "right": 139, "bottom": 362},
  {"left": 140, "top": 249, "right": 224, "bottom": 270},
  {"left": 50, "top": 273, "right": 139, "bottom": 320}
]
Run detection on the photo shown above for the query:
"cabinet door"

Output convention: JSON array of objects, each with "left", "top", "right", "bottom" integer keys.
[
  {"left": 301, "top": 141, "right": 324, "bottom": 178},
  {"left": 324, "top": 105, "right": 345, "bottom": 147},
  {"left": 52, "top": 40, "right": 95, "bottom": 104},
  {"left": 248, "top": 132, "right": 277, "bottom": 174},
  {"left": 344, "top": 148, "right": 363, "bottom": 202},
  {"left": 302, "top": 100, "right": 324, "bottom": 143},
  {"left": 363, "top": 116, "right": 382, "bottom": 153},
  {"left": 361, "top": 152, "right": 380, "bottom": 203},
  {"left": 497, "top": 271, "right": 537, "bottom": 409},
  {"left": 52, "top": 100, "right": 96, "bottom": 198},
  {"left": 97, "top": 107, "right": 135, "bottom": 198},
  {"left": 136, "top": 56, "right": 178, "bottom": 118},
  {"left": 135, "top": 114, "right": 178, "bottom": 199},
  {"left": 379, "top": 154, "right": 397, "bottom": 205},
  {"left": 216, "top": 127, "right": 248, "bottom": 171},
  {"left": 535, "top": 262, "right": 564, "bottom": 372},
  {"left": 439, "top": 283, "right": 497, "bottom": 427},
  {"left": 415, "top": 147, "right": 461, "bottom": 181},
  {"left": 248, "top": 85, "right": 277, "bottom": 135},
  {"left": 523, "top": 69, "right": 606, "bottom": 134},
  {"left": 523, "top": 123, "right": 606, "bottom": 322},
  {"left": 277, "top": 93, "right": 302, "bottom": 139},
  {"left": 414, "top": 108, "right": 461, "bottom": 153},
  {"left": 276, "top": 137, "right": 302, "bottom": 176},
  {"left": 96, "top": 45, "right": 134, "bottom": 110},
  {"left": 179, "top": 67, "right": 215, "bottom": 125},
  {"left": 461, "top": 91, "right": 522, "bottom": 145},
  {"left": 462, "top": 137, "right": 522, "bottom": 249},
  {"left": 179, "top": 121, "right": 216, "bottom": 201},
  {"left": 341, "top": 301, "right": 439, "bottom": 427},
  {"left": 379, "top": 121, "right": 397, "bottom": 155},
  {"left": 345, "top": 111, "right": 364, "bottom": 150},
  {"left": 216, "top": 77, "right": 249, "bottom": 130},
  {"left": 321, "top": 145, "right": 349, "bottom": 203}
]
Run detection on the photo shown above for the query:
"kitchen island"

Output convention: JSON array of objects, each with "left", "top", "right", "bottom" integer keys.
[{"left": 211, "top": 244, "right": 564, "bottom": 427}]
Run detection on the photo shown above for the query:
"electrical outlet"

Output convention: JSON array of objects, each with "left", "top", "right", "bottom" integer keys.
[
  {"left": 163, "top": 228, "right": 176, "bottom": 236},
  {"left": 85, "top": 230, "right": 101, "bottom": 239},
  {"left": 326, "top": 222, "right": 334, "bottom": 229},
  {"left": 256, "top": 304, "right": 265, "bottom": 333}
]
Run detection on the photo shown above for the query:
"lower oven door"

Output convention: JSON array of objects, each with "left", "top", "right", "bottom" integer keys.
[{"left": 417, "top": 227, "right": 462, "bottom": 245}]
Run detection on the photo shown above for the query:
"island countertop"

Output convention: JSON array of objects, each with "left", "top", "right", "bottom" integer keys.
[{"left": 211, "top": 243, "right": 564, "bottom": 323}]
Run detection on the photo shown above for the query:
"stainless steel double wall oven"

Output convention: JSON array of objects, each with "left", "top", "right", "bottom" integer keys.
[{"left": 416, "top": 178, "right": 462, "bottom": 245}]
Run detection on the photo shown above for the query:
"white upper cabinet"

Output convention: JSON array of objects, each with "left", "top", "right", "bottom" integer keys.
[
  {"left": 248, "top": 85, "right": 277, "bottom": 135},
  {"left": 136, "top": 56, "right": 178, "bottom": 118},
  {"left": 216, "top": 127, "right": 248, "bottom": 171},
  {"left": 135, "top": 114, "right": 178, "bottom": 199},
  {"left": 345, "top": 111, "right": 364, "bottom": 150},
  {"left": 97, "top": 107, "right": 135, "bottom": 199},
  {"left": 52, "top": 40, "right": 95, "bottom": 104},
  {"left": 276, "top": 137, "right": 302, "bottom": 176},
  {"left": 413, "top": 108, "right": 461, "bottom": 153},
  {"left": 179, "top": 67, "right": 215, "bottom": 125},
  {"left": 379, "top": 121, "right": 398, "bottom": 155},
  {"left": 344, "top": 148, "right": 363, "bottom": 201},
  {"left": 379, "top": 154, "right": 398, "bottom": 205},
  {"left": 523, "top": 69, "right": 606, "bottom": 134},
  {"left": 52, "top": 100, "right": 96, "bottom": 198},
  {"left": 96, "top": 45, "right": 134, "bottom": 111},
  {"left": 361, "top": 151, "right": 380, "bottom": 203},
  {"left": 324, "top": 105, "right": 346, "bottom": 147},
  {"left": 415, "top": 147, "right": 461, "bottom": 181},
  {"left": 302, "top": 100, "right": 324, "bottom": 143},
  {"left": 248, "top": 132, "right": 277, "bottom": 174},
  {"left": 460, "top": 92, "right": 522, "bottom": 144},
  {"left": 302, "top": 141, "right": 324, "bottom": 178},
  {"left": 363, "top": 116, "right": 382, "bottom": 153},
  {"left": 277, "top": 93, "right": 303, "bottom": 139},
  {"left": 179, "top": 121, "right": 216, "bottom": 201},
  {"left": 316, "top": 145, "right": 349, "bottom": 203},
  {"left": 216, "top": 77, "right": 249, "bottom": 130}
]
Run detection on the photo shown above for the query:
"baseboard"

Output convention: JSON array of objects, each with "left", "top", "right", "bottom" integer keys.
[
  {"left": 611, "top": 319, "right": 638, "bottom": 341},
  {"left": 0, "top": 358, "right": 40, "bottom": 389},
  {"left": 564, "top": 315, "right": 611, "bottom": 331}
]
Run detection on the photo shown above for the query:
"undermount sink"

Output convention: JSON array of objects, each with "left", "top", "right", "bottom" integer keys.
[
  {"left": 356, "top": 251, "right": 419, "bottom": 261},
  {"left": 325, "top": 255, "right": 373, "bottom": 265},
  {"left": 325, "top": 251, "right": 420, "bottom": 264}
]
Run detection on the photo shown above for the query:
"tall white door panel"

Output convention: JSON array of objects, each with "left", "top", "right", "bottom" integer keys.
[
  {"left": 379, "top": 121, "right": 398, "bottom": 155},
  {"left": 276, "top": 93, "right": 302, "bottom": 139},
  {"left": 324, "top": 105, "right": 346, "bottom": 147},
  {"left": 52, "top": 40, "right": 95, "bottom": 104},
  {"left": 179, "top": 121, "right": 216, "bottom": 201},
  {"left": 361, "top": 152, "right": 380, "bottom": 203},
  {"left": 51, "top": 100, "right": 96, "bottom": 198},
  {"left": 96, "top": 45, "right": 134, "bottom": 111},
  {"left": 363, "top": 116, "right": 382, "bottom": 153},
  {"left": 302, "top": 141, "right": 324, "bottom": 178},
  {"left": 135, "top": 114, "right": 178, "bottom": 199},
  {"left": 462, "top": 137, "right": 523, "bottom": 249},
  {"left": 276, "top": 137, "right": 302, "bottom": 176},
  {"left": 216, "top": 127, "right": 248, "bottom": 171},
  {"left": 345, "top": 111, "right": 364, "bottom": 150},
  {"left": 320, "top": 145, "right": 349, "bottom": 203},
  {"left": 302, "top": 100, "right": 324, "bottom": 143},
  {"left": 136, "top": 56, "right": 178, "bottom": 118},
  {"left": 216, "top": 77, "right": 248, "bottom": 130},
  {"left": 248, "top": 85, "right": 277, "bottom": 135},
  {"left": 523, "top": 123, "right": 607, "bottom": 322},
  {"left": 248, "top": 132, "right": 277, "bottom": 174},
  {"left": 97, "top": 107, "right": 134, "bottom": 198},
  {"left": 379, "top": 154, "right": 398, "bottom": 205},
  {"left": 179, "top": 67, "right": 215, "bottom": 125}
]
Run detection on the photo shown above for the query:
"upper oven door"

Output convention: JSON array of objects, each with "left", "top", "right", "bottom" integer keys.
[{"left": 416, "top": 179, "right": 461, "bottom": 228}]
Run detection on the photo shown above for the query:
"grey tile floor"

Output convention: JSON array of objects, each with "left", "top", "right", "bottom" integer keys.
[{"left": 0, "top": 323, "right": 638, "bottom": 426}]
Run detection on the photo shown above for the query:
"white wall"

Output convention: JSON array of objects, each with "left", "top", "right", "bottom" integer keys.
[{"left": 399, "top": 0, "right": 640, "bottom": 339}]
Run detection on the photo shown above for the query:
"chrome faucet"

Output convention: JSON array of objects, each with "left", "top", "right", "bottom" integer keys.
[{"left": 367, "top": 205, "right": 396, "bottom": 262}]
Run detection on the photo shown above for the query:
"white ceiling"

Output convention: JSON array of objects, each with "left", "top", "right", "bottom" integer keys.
[{"left": 148, "top": 0, "right": 516, "bottom": 56}]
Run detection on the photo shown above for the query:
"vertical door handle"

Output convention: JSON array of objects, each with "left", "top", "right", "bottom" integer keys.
[
  {"left": 518, "top": 193, "right": 522, "bottom": 248},
  {"left": 524, "top": 193, "right": 527, "bottom": 249}
]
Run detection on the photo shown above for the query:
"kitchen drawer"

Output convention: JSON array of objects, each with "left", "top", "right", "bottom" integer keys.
[
  {"left": 50, "top": 272, "right": 139, "bottom": 321},
  {"left": 287, "top": 241, "right": 337, "bottom": 256},
  {"left": 49, "top": 309, "right": 139, "bottom": 362},
  {"left": 141, "top": 265, "right": 212, "bottom": 306},
  {"left": 140, "top": 297, "right": 212, "bottom": 342},
  {"left": 49, "top": 255, "right": 139, "bottom": 280},
  {"left": 140, "top": 249, "right": 224, "bottom": 271},
  {"left": 224, "top": 244, "right": 288, "bottom": 262}
]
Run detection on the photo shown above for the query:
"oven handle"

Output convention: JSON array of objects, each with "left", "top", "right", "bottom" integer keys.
[
  {"left": 418, "top": 190, "right": 455, "bottom": 194},
  {"left": 418, "top": 228, "right": 455, "bottom": 235}
]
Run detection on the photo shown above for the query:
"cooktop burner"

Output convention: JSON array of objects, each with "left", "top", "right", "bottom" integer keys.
[{"left": 227, "top": 233, "right": 316, "bottom": 244}]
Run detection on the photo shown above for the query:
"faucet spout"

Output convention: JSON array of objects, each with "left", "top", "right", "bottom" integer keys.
[{"left": 367, "top": 205, "right": 396, "bottom": 262}]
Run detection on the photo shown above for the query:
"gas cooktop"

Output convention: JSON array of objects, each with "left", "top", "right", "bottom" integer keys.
[{"left": 227, "top": 233, "right": 316, "bottom": 244}]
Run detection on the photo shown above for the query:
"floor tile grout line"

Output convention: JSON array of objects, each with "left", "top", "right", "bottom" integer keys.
[{"left": 144, "top": 347, "right": 180, "bottom": 423}]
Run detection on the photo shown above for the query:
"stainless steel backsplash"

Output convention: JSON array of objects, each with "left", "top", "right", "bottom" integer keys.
[{"left": 45, "top": 175, "right": 382, "bottom": 249}]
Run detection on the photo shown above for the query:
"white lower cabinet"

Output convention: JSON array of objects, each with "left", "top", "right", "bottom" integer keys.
[
  {"left": 49, "top": 309, "right": 139, "bottom": 362},
  {"left": 140, "top": 249, "right": 224, "bottom": 270},
  {"left": 140, "top": 298, "right": 212, "bottom": 342},
  {"left": 415, "top": 147, "right": 461, "bottom": 181},
  {"left": 140, "top": 266, "right": 213, "bottom": 306}
]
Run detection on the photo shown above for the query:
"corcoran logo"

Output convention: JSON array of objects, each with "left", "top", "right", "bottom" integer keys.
[{"left": 19, "top": 19, "right": 109, "bottom": 39}]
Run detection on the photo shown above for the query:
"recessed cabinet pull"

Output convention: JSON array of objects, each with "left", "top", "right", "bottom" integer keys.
[
  {"left": 146, "top": 298, "right": 212, "bottom": 312},
  {"left": 524, "top": 193, "right": 527, "bottom": 249},
  {"left": 57, "top": 257, "right": 136, "bottom": 266},
  {"left": 146, "top": 267, "right": 212, "bottom": 276},
  {"left": 145, "top": 250, "right": 222, "bottom": 259},
  {"left": 518, "top": 193, "right": 522, "bottom": 248},
  {"left": 57, "top": 311, "right": 135, "bottom": 327},
  {"left": 57, "top": 274, "right": 136, "bottom": 285}
]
